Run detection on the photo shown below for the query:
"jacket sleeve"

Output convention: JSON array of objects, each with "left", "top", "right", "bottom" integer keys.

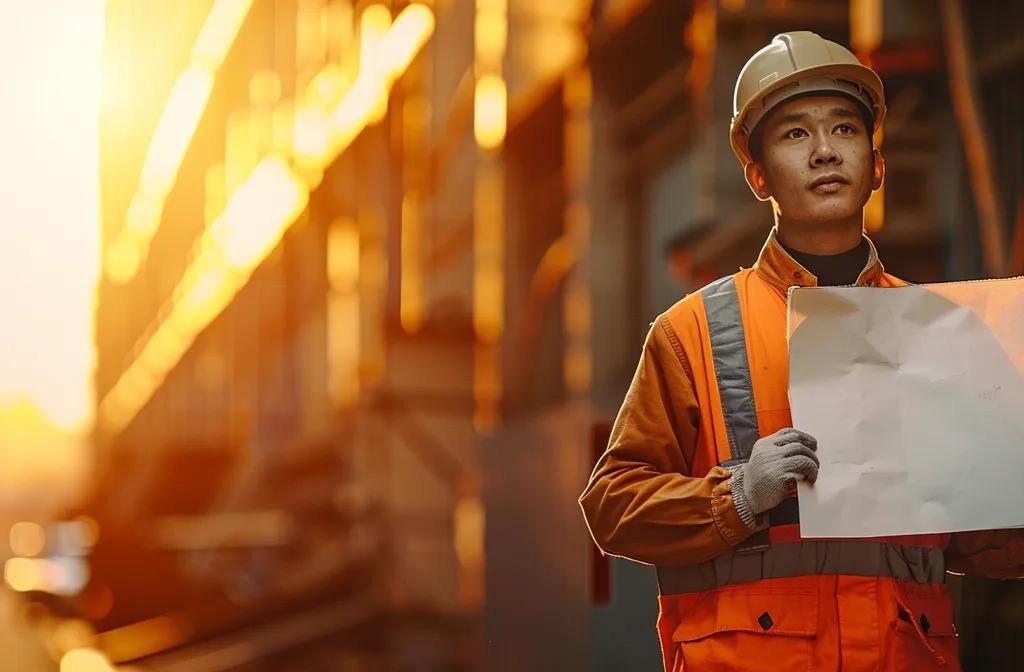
[
  {"left": 579, "top": 314, "right": 755, "bottom": 567},
  {"left": 947, "top": 530, "right": 1024, "bottom": 579}
]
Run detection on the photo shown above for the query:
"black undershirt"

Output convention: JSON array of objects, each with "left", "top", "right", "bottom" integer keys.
[{"left": 782, "top": 238, "right": 869, "bottom": 287}]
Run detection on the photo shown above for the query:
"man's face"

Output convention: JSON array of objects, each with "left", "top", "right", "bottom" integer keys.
[{"left": 745, "top": 95, "right": 882, "bottom": 226}]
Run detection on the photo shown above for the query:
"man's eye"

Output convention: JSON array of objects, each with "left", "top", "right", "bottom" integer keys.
[
  {"left": 834, "top": 123, "right": 856, "bottom": 135},
  {"left": 784, "top": 128, "right": 807, "bottom": 140}
]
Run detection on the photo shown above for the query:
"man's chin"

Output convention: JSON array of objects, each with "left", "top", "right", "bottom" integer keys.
[{"left": 801, "top": 202, "right": 864, "bottom": 225}]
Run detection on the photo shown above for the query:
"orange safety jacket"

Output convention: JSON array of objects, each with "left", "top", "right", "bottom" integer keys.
[{"left": 580, "top": 229, "right": 1024, "bottom": 672}]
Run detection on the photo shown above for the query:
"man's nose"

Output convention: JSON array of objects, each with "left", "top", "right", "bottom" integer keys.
[{"left": 810, "top": 137, "right": 841, "bottom": 167}]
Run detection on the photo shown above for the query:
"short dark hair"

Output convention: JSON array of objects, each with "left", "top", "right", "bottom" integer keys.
[{"left": 748, "top": 91, "right": 874, "bottom": 163}]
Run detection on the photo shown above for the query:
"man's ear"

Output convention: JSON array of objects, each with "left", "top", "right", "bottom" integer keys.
[
  {"left": 872, "top": 147, "right": 885, "bottom": 191},
  {"left": 744, "top": 162, "right": 772, "bottom": 202}
]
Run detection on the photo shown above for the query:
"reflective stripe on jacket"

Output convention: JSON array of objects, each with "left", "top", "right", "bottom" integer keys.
[{"left": 580, "top": 229, "right": 1024, "bottom": 672}]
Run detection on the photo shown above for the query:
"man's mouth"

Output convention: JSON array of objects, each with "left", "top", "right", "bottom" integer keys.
[{"left": 809, "top": 173, "right": 849, "bottom": 194}]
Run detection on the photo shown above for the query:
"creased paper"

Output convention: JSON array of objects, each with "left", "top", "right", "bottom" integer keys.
[{"left": 789, "top": 278, "right": 1024, "bottom": 537}]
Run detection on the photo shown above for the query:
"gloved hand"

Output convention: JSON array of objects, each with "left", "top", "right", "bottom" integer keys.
[{"left": 730, "top": 428, "right": 819, "bottom": 529}]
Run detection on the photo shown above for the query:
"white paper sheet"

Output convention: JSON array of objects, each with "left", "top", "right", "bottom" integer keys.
[{"left": 789, "top": 278, "right": 1024, "bottom": 537}]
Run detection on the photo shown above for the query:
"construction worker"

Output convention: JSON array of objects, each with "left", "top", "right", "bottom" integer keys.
[{"left": 580, "top": 31, "right": 1024, "bottom": 672}]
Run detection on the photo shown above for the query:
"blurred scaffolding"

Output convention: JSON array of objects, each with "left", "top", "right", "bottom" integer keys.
[{"left": 6, "top": 0, "right": 1024, "bottom": 670}]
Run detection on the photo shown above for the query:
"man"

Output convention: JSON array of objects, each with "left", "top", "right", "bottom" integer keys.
[{"left": 579, "top": 32, "right": 1024, "bottom": 672}]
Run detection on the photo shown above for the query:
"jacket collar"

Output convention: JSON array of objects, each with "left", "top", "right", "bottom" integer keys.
[{"left": 753, "top": 227, "right": 885, "bottom": 292}]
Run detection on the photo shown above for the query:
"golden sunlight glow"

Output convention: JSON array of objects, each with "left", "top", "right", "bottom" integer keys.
[
  {"left": 360, "top": 4, "right": 393, "bottom": 67},
  {"left": 328, "top": 220, "right": 361, "bottom": 292},
  {"left": 100, "top": 155, "right": 308, "bottom": 435},
  {"left": 0, "top": 0, "right": 103, "bottom": 515},
  {"left": 454, "top": 479, "right": 485, "bottom": 607},
  {"left": 400, "top": 194, "right": 424, "bottom": 332},
  {"left": 310, "top": 65, "right": 350, "bottom": 107},
  {"left": 332, "top": 74, "right": 389, "bottom": 143},
  {"left": 105, "top": 0, "right": 254, "bottom": 283},
  {"left": 250, "top": 69, "right": 283, "bottom": 107},
  {"left": 400, "top": 90, "right": 428, "bottom": 334},
  {"left": 850, "top": 0, "right": 883, "bottom": 54},
  {"left": 454, "top": 495, "right": 485, "bottom": 567},
  {"left": 563, "top": 68, "right": 593, "bottom": 395},
  {"left": 327, "top": 219, "right": 361, "bottom": 406},
  {"left": 316, "top": 5, "right": 434, "bottom": 163},
  {"left": 60, "top": 648, "right": 115, "bottom": 672},
  {"left": 474, "top": 74, "right": 507, "bottom": 150},
  {"left": 99, "top": 4, "right": 436, "bottom": 435},
  {"left": 4, "top": 557, "right": 42, "bottom": 592},
  {"left": 140, "top": 69, "right": 216, "bottom": 193},
  {"left": 380, "top": 4, "right": 436, "bottom": 75},
  {"left": 359, "top": 2, "right": 392, "bottom": 126},
  {"left": 473, "top": 167, "right": 505, "bottom": 341},
  {"left": 215, "top": 157, "right": 310, "bottom": 270},
  {"left": 475, "top": 0, "right": 507, "bottom": 68},
  {"left": 3, "top": 555, "right": 89, "bottom": 596},
  {"left": 191, "top": 0, "right": 254, "bottom": 68},
  {"left": 293, "top": 105, "right": 334, "bottom": 169},
  {"left": 473, "top": 0, "right": 507, "bottom": 432},
  {"left": 9, "top": 521, "right": 46, "bottom": 558}
]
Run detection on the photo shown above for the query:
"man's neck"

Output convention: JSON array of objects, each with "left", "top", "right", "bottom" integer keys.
[
  {"left": 781, "top": 238, "right": 869, "bottom": 286},
  {"left": 775, "top": 218, "right": 863, "bottom": 255}
]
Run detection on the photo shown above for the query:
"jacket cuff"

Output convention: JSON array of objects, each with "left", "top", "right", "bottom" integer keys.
[
  {"left": 709, "top": 466, "right": 759, "bottom": 546},
  {"left": 728, "top": 465, "right": 764, "bottom": 531}
]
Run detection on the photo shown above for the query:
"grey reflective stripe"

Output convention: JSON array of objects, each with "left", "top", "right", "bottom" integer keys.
[
  {"left": 701, "top": 276, "right": 759, "bottom": 461},
  {"left": 657, "top": 541, "right": 946, "bottom": 595}
]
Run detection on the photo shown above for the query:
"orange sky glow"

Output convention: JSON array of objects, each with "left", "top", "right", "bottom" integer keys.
[{"left": 0, "top": 3, "right": 105, "bottom": 508}]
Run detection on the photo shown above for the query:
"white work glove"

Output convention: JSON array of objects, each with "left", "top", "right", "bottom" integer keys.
[{"left": 730, "top": 428, "right": 819, "bottom": 529}]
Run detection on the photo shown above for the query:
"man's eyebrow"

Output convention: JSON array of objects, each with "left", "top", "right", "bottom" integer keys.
[
  {"left": 830, "top": 107, "right": 861, "bottom": 120},
  {"left": 770, "top": 106, "right": 863, "bottom": 128},
  {"left": 772, "top": 111, "right": 810, "bottom": 127}
]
